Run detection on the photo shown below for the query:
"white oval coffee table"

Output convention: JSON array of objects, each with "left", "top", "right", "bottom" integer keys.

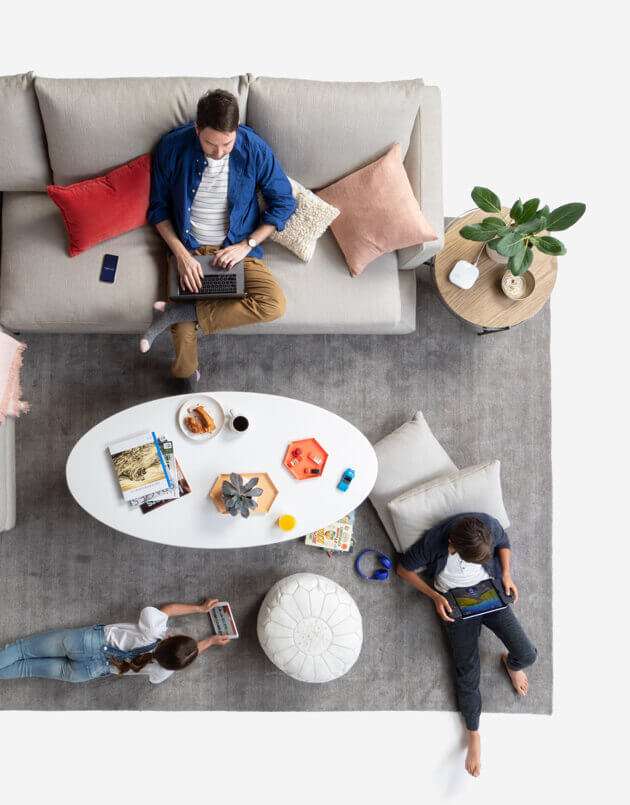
[{"left": 66, "top": 392, "right": 378, "bottom": 549}]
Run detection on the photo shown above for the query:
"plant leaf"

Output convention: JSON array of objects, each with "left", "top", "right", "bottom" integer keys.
[
  {"left": 512, "top": 216, "right": 545, "bottom": 236},
  {"left": 249, "top": 487, "right": 264, "bottom": 497},
  {"left": 480, "top": 216, "right": 508, "bottom": 234},
  {"left": 229, "top": 472, "right": 242, "bottom": 490},
  {"left": 510, "top": 198, "right": 524, "bottom": 223},
  {"left": 460, "top": 224, "right": 498, "bottom": 242},
  {"left": 536, "top": 235, "right": 567, "bottom": 255},
  {"left": 494, "top": 231, "right": 529, "bottom": 257},
  {"left": 471, "top": 186, "right": 501, "bottom": 214},
  {"left": 520, "top": 198, "right": 540, "bottom": 222},
  {"left": 506, "top": 239, "right": 526, "bottom": 272},
  {"left": 546, "top": 203, "right": 586, "bottom": 231},
  {"left": 242, "top": 477, "right": 259, "bottom": 493},
  {"left": 509, "top": 245, "right": 534, "bottom": 276}
]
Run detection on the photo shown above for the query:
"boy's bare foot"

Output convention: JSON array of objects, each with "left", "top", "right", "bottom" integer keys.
[
  {"left": 465, "top": 731, "right": 481, "bottom": 777},
  {"left": 502, "top": 653, "right": 529, "bottom": 695}
]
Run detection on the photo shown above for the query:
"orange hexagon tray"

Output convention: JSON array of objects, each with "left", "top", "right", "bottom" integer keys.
[{"left": 283, "top": 438, "right": 328, "bottom": 480}]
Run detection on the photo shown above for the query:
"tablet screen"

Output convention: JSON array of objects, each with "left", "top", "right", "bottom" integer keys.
[{"left": 453, "top": 584, "right": 505, "bottom": 618}]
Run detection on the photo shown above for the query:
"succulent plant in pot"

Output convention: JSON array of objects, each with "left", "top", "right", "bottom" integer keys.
[
  {"left": 221, "top": 473, "right": 263, "bottom": 518},
  {"left": 460, "top": 187, "right": 586, "bottom": 277}
]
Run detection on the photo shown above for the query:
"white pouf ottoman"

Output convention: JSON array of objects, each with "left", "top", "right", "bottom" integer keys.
[{"left": 257, "top": 573, "right": 363, "bottom": 683}]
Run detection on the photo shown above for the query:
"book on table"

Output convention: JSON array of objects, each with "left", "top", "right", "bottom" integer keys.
[
  {"left": 140, "top": 458, "right": 191, "bottom": 514},
  {"left": 108, "top": 431, "right": 191, "bottom": 510}
]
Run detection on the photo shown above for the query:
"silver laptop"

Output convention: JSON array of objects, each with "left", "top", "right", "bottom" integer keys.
[{"left": 168, "top": 254, "right": 246, "bottom": 301}]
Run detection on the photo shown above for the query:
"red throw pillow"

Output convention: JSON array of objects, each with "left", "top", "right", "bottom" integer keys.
[{"left": 47, "top": 154, "right": 151, "bottom": 257}]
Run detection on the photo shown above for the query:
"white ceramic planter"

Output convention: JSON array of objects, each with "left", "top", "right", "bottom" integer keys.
[{"left": 485, "top": 243, "right": 509, "bottom": 264}]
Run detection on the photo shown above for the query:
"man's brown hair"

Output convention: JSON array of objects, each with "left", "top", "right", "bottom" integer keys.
[
  {"left": 448, "top": 517, "right": 492, "bottom": 564},
  {"left": 196, "top": 89, "right": 240, "bottom": 133}
]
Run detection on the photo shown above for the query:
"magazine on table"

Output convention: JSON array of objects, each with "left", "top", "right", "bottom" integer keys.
[
  {"left": 129, "top": 438, "right": 178, "bottom": 507},
  {"left": 108, "top": 431, "right": 173, "bottom": 503},
  {"left": 141, "top": 459, "right": 191, "bottom": 514}
]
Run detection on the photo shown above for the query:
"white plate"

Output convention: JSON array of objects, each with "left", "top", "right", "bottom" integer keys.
[{"left": 177, "top": 395, "right": 225, "bottom": 441}]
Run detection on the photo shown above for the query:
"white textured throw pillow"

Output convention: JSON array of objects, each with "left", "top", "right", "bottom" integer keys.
[
  {"left": 387, "top": 460, "right": 510, "bottom": 553},
  {"left": 369, "top": 411, "right": 457, "bottom": 552},
  {"left": 260, "top": 178, "right": 340, "bottom": 262}
]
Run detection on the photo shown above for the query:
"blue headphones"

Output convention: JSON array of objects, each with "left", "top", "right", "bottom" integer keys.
[{"left": 354, "top": 548, "right": 394, "bottom": 582}]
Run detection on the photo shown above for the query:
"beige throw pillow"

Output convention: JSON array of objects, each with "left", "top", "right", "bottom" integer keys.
[
  {"left": 387, "top": 460, "right": 510, "bottom": 553},
  {"left": 315, "top": 143, "right": 437, "bottom": 276},
  {"left": 259, "top": 178, "right": 340, "bottom": 262},
  {"left": 369, "top": 411, "right": 457, "bottom": 552}
]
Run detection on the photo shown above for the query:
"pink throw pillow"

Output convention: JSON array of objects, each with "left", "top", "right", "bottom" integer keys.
[{"left": 316, "top": 143, "right": 437, "bottom": 277}]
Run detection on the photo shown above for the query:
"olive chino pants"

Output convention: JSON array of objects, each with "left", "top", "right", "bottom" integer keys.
[{"left": 169, "top": 245, "right": 286, "bottom": 378}]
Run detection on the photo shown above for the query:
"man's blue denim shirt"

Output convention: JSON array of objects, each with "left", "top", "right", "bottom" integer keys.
[{"left": 147, "top": 122, "right": 296, "bottom": 259}]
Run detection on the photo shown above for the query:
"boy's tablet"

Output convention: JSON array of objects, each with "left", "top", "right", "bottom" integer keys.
[
  {"left": 208, "top": 601, "right": 239, "bottom": 639},
  {"left": 448, "top": 580, "right": 509, "bottom": 620}
]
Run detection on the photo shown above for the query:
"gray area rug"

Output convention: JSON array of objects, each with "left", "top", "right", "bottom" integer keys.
[{"left": 0, "top": 267, "right": 552, "bottom": 713}]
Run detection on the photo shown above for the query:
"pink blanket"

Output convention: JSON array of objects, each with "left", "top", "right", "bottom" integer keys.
[{"left": 0, "top": 331, "right": 28, "bottom": 423}]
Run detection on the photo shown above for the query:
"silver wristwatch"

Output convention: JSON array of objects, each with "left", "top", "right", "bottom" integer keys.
[{"left": 247, "top": 237, "right": 257, "bottom": 249}]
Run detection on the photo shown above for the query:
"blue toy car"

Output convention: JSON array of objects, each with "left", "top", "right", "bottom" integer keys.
[{"left": 337, "top": 468, "right": 355, "bottom": 491}]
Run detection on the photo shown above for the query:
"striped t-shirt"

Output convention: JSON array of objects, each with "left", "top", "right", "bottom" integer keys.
[{"left": 190, "top": 154, "right": 230, "bottom": 245}]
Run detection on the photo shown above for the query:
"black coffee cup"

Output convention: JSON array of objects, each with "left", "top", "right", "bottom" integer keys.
[{"left": 229, "top": 412, "right": 249, "bottom": 433}]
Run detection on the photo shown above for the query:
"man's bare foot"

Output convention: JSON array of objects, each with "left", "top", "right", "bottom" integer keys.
[
  {"left": 502, "top": 653, "right": 529, "bottom": 695},
  {"left": 465, "top": 731, "right": 481, "bottom": 777}
]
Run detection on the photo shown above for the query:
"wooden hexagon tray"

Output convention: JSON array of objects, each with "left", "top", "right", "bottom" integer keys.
[
  {"left": 209, "top": 473, "right": 278, "bottom": 515},
  {"left": 283, "top": 438, "right": 329, "bottom": 480}
]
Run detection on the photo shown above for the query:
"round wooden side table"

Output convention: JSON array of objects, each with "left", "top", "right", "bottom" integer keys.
[{"left": 432, "top": 209, "right": 557, "bottom": 334}]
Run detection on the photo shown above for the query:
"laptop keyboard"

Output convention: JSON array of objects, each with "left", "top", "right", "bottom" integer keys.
[{"left": 181, "top": 273, "right": 238, "bottom": 296}]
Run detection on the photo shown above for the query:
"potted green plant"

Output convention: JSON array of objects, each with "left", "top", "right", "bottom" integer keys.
[
  {"left": 459, "top": 187, "right": 585, "bottom": 298},
  {"left": 221, "top": 473, "right": 263, "bottom": 518}
]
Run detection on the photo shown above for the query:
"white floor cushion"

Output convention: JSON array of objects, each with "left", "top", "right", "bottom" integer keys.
[
  {"left": 370, "top": 411, "right": 457, "bottom": 552},
  {"left": 257, "top": 573, "right": 363, "bottom": 683},
  {"left": 387, "top": 460, "right": 510, "bottom": 552}
]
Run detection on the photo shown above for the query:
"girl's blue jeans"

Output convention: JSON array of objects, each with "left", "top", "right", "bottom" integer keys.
[{"left": 0, "top": 625, "right": 111, "bottom": 682}]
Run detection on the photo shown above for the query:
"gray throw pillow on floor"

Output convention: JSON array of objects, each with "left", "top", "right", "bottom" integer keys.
[{"left": 370, "top": 411, "right": 457, "bottom": 552}]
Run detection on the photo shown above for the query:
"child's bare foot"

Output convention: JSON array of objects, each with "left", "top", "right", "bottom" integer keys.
[
  {"left": 465, "top": 731, "right": 481, "bottom": 777},
  {"left": 502, "top": 653, "right": 529, "bottom": 695}
]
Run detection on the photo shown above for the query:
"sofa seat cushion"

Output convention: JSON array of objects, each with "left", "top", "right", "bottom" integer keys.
[
  {"left": 35, "top": 75, "right": 249, "bottom": 185},
  {"left": 0, "top": 193, "right": 411, "bottom": 335},
  {"left": 0, "top": 192, "right": 164, "bottom": 333},
  {"left": 246, "top": 76, "right": 424, "bottom": 190},
  {"left": 231, "top": 233, "right": 405, "bottom": 335},
  {"left": 0, "top": 415, "right": 16, "bottom": 532}
]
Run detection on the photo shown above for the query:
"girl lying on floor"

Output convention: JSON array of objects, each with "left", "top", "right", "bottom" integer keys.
[{"left": 0, "top": 598, "right": 229, "bottom": 684}]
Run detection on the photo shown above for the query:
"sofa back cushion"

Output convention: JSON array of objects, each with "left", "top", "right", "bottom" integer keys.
[
  {"left": 246, "top": 76, "right": 424, "bottom": 190},
  {"left": 34, "top": 75, "right": 249, "bottom": 185},
  {"left": 0, "top": 72, "right": 51, "bottom": 191}
]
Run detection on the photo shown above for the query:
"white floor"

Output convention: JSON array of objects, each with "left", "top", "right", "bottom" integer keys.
[{"left": 0, "top": 2, "right": 625, "bottom": 801}]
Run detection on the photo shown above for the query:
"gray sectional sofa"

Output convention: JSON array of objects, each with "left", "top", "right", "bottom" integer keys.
[{"left": 0, "top": 71, "right": 444, "bottom": 529}]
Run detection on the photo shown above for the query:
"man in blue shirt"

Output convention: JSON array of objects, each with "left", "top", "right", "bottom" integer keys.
[
  {"left": 141, "top": 89, "right": 296, "bottom": 383},
  {"left": 396, "top": 513, "right": 537, "bottom": 777}
]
